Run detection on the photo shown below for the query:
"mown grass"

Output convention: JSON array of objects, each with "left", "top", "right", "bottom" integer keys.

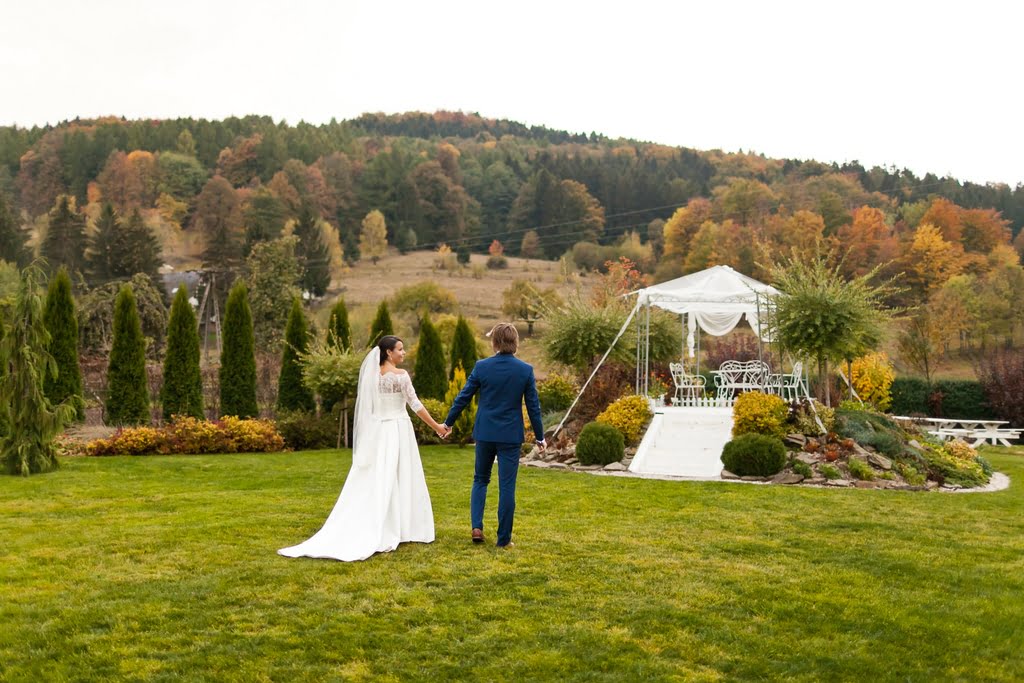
[{"left": 2, "top": 447, "right": 1023, "bottom": 682}]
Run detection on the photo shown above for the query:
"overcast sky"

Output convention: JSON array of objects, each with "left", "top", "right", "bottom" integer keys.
[{"left": 1, "top": 0, "right": 1020, "bottom": 186}]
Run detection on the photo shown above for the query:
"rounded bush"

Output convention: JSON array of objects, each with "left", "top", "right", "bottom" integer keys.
[
  {"left": 721, "top": 433, "right": 787, "bottom": 477},
  {"left": 575, "top": 422, "right": 625, "bottom": 466},
  {"left": 537, "top": 374, "right": 578, "bottom": 413},
  {"left": 596, "top": 394, "right": 652, "bottom": 446},
  {"left": 732, "top": 391, "right": 788, "bottom": 439}
]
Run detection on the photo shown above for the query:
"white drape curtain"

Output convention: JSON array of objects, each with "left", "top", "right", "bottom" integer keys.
[{"left": 685, "top": 310, "right": 771, "bottom": 357}]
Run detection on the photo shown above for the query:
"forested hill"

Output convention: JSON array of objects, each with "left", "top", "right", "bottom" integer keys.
[{"left": 1, "top": 111, "right": 1023, "bottom": 288}]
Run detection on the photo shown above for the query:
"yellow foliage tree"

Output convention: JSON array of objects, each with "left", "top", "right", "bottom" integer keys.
[
  {"left": 359, "top": 210, "right": 388, "bottom": 264},
  {"left": 444, "top": 365, "right": 476, "bottom": 446},
  {"left": 850, "top": 352, "right": 895, "bottom": 411}
]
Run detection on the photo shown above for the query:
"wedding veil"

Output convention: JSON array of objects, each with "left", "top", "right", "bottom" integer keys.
[{"left": 351, "top": 346, "right": 382, "bottom": 468}]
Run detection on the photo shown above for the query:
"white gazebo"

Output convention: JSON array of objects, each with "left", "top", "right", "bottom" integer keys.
[{"left": 634, "top": 265, "right": 782, "bottom": 396}]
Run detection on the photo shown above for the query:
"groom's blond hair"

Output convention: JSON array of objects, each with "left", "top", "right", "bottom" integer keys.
[{"left": 488, "top": 323, "right": 519, "bottom": 354}]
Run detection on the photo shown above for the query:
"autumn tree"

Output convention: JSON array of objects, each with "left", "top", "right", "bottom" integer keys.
[
  {"left": 713, "top": 178, "right": 777, "bottom": 225},
  {"left": 919, "top": 197, "right": 963, "bottom": 243},
  {"left": 105, "top": 284, "right": 150, "bottom": 425},
  {"left": 219, "top": 281, "right": 258, "bottom": 418},
  {"left": 1, "top": 263, "right": 76, "bottom": 475},
  {"left": 359, "top": 210, "right": 388, "bottom": 264},
  {"left": 502, "top": 279, "right": 562, "bottom": 335},
  {"left": 42, "top": 267, "right": 84, "bottom": 421},
  {"left": 160, "top": 286, "right": 203, "bottom": 420},
  {"left": 901, "top": 223, "right": 965, "bottom": 300},
  {"left": 195, "top": 176, "right": 243, "bottom": 279},
  {"left": 836, "top": 206, "right": 898, "bottom": 279},
  {"left": 506, "top": 170, "right": 604, "bottom": 258},
  {"left": 414, "top": 314, "right": 447, "bottom": 400},
  {"left": 519, "top": 229, "right": 541, "bottom": 258},
  {"left": 657, "top": 198, "right": 713, "bottom": 280},
  {"left": 277, "top": 298, "right": 315, "bottom": 412},
  {"left": 41, "top": 195, "right": 88, "bottom": 275}
]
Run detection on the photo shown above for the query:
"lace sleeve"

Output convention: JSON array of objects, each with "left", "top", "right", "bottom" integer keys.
[{"left": 402, "top": 373, "right": 424, "bottom": 413}]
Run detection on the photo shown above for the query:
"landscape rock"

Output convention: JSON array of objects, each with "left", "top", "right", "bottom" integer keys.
[
  {"left": 795, "top": 452, "right": 819, "bottom": 465},
  {"left": 548, "top": 462, "right": 568, "bottom": 469},
  {"left": 741, "top": 475, "right": 770, "bottom": 482},
  {"left": 825, "top": 479, "right": 851, "bottom": 487},
  {"left": 772, "top": 472, "right": 805, "bottom": 484},
  {"left": 721, "top": 470, "right": 739, "bottom": 480},
  {"left": 785, "top": 433, "right": 807, "bottom": 447},
  {"left": 603, "top": 462, "right": 627, "bottom": 471},
  {"left": 806, "top": 477, "right": 827, "bottom": 485},
  {"left": 866, "top": 452, "right": 893, "bottom": 470}
]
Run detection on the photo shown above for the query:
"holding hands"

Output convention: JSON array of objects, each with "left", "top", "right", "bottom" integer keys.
[{"left": 435, "top": 423, "right": 453, "bottom": 439}]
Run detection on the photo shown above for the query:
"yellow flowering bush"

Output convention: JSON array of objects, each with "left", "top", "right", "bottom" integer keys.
[
  {"left": 732, "top": 391, "right": 789, "bottom": 439},
  {"left": 850, "top": 352, "right": 895, "bottom": 411},
  {"left": 596, "top": 395, "right": 652, "bottom": 446},
  {"left": 943, "top": 439, "right": 978, "bottom": 461},
  {"left": 85, "top": 417, "right": 286, "bottom": 456}
]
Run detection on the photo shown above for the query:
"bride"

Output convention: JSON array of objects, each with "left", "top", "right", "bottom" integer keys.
[{"left": 278, "top": 335, "right": 446, "bottom": 561}]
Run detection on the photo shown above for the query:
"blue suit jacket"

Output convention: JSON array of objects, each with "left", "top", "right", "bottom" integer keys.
[{"left": 444, "top": 353, "right": 544, "bottom": 444}]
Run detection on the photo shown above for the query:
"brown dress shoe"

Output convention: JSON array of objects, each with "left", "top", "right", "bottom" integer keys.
[{"left": 472, "top": 528, "right": 484, "bottom": 544}]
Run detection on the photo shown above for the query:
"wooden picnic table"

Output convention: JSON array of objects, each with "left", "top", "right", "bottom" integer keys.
[{"left": 893, "top": 416, "right": 1019, "bottom": 446}]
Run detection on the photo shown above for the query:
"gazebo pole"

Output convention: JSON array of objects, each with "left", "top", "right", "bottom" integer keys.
[{"left": 644, "top": 300, "right": 651, "bottom": 397}]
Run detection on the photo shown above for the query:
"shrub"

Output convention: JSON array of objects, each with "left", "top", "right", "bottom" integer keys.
[
  {"left": 570, "top": 361, "right": 634, "bottom": 425},
  {"left": 895, "top": 462, "right": 926, "bottom": 486},
  {"left": 931, "top": 380, "right": 993, "bottom": 420},
  {"left": 789, "top": 399, "right": 834, "bottom": 435},
  {"left": 391, "top": 281, "right": 459, "bottom": 319},
  {"left": 834, "top": 408, "right": 905, "bottom": 458},
  {"left": 850, "top": 352, "right": 895, "bottom": 411},
  {"left": 596, "top": 395, "right": 652, "bottom": 446},
  {"left": 43, "top": 267, "right": 84, "bottom": 421},
  {"left": 160, "top": 286, "right": 204, "bottom": 421},
  {"left": 720, "top": 433, "right": 787, "bottom": 477},
  {"left": 975, "top": 454, "right": 993, "bottom": 476},
  {"left": 220, "top": 282, "right": 258, "bottom": 419},
  {"left": 943, "top": 439, "right": 977, "bottom": 461},
  {"left": 276, "top": 410, "right": 337, "bottom": 450},
  {"left": 847, "top": 457, "right": 875, "bottom": 481},
  {"left": 792, "top": 460, "right": 813, "bottom": 478},
  {"left": 920, "top": 444, "right": 988, "bottom": 488},
  {"left": 576, "top": 422, "right": 625, "bottom": 466},
  {"left": 537, "top": 374, "right": 578, "bottom": 413},
  {"left": 277, "top": 298, "right": 315, "bottom": 412},
  {"left": 414, "top": 315, "right": 447, "bottom": 401},
  {"left": 975, "top": 348, "right": 1024, "bottom": 426},
  {"left": 819, "top": 463, "right": 842, "bottom": 480},
  {"left": 85, "top": 416, "right": 284, "bottom": 455},
  {"left": 890, "top": 376, "right": 929, "bottom": 415},
  {"left": 732, "top": 391, "right": 788, "bottom": 439},
  {"left": 413, "top": 398, "right": 448, "bottom": 446},
  {"left": 486, "top": 255, "right": 508, "bottom": 270}
]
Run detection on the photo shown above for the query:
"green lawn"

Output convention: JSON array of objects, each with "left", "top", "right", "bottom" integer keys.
[{"left": 2, "top": 448, "right": 1023, "bottom": 682}]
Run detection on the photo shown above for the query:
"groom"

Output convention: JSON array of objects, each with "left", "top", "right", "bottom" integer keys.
[{"left": 443, "top": 322, "right": 545, "bottom": 548}]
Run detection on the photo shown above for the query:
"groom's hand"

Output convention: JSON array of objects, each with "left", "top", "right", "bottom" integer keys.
[{"left": 536, "top": 439, "right": 546, "bottom": 452}]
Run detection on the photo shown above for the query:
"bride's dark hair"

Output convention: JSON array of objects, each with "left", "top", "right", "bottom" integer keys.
[{"left": 377, "top": 335, "right": 402, "bottom": 365}]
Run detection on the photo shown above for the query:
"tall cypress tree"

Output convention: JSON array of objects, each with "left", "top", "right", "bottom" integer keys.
[
  {"left": 414, "top": 314, "right": 447, "bottom": 401},
  {"left": 160, "top": 286, "right": 203, "bottom": 420},
  {"left": 0, "top": 192, "right": 27, "bottom": 266},
  {"left": 219, "top": 281, "right": 258, "bottom": 418},
  {"left": 367, "top": 300, "right": 394, "bottom": 347},
  {"left": 106, "top": 285, "right": 150, "bottom": 425},
  {"left": 328, "top": 297, "right": 351, "bottom": 350},
  {"left": 41, "top": 195, "right": 88, "bottom": 275},
  {"left": 277, "top": 298, "right": 314, "bottom": 412},
  {"left": 448, "top": 315, "right": 479, "bottom": 380},
  {"left": 0, "top": 263, "right": 76, "bottom": 475},
  {"left": 294, "top": 205, "right": 331, "bottom": 297},
  {"left": 43, "top": 267, "right": 84, "bottom": 421}
]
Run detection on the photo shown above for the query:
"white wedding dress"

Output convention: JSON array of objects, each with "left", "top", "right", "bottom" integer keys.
[{"left": 278, "top": 352, "right": 434, "bottom": 562}]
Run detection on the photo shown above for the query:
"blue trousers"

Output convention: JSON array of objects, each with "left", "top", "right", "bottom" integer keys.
[{"left": 471, "top": 440, "right": 521, "bottom": 546}]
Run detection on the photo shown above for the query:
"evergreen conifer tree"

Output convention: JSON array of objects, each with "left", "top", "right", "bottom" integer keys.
[
  {"left": 41, "top": 195, "right": 87, "bottom": 275},
  {"left": 342, "top": 226, "right": 360, "bottom": 264},
  {"left": 367, "top": 300, "right": 394, "bottom": 347},
  {"left": 106, "top": 285, "right": 150, "bottom": 425},
  {"left": 328, "top": 298, "right": 351, "bottom": 350},
  {"left": 117, "top": 209, "right": 163, "bottom": 285},
  {"left": 0, "top": 192, "right": 27, "bottom": 266},
  {"left": 414, "top": 315, "right": 447, "bottom": 400},
  {"left": 448, "top": 315, "right": 479, "bottom": 380},
  {"left": 160, "top": 286, "right": 204, "bottom": 420},
  {"left": 0, "top": 264, "right": 77, "bottom": 475},
  {"left": 294, "top": 205, "right": 331, "bottom": 297},
  {"left": 87, "top": 203, "right": 120, "bottom": 283},
  {"left": 43, "top": 267, "right": 84, "bottom": 421},
  {"left": 277, "top": 298, "right": 314, "bottom": 412},
  {"left": 219, "top": 281, "right": 258, "bottom": 418}
]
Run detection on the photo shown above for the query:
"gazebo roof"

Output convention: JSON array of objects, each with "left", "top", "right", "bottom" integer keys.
[{"left": 637, "top": 265, "right": 781, "bottom": 315}]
